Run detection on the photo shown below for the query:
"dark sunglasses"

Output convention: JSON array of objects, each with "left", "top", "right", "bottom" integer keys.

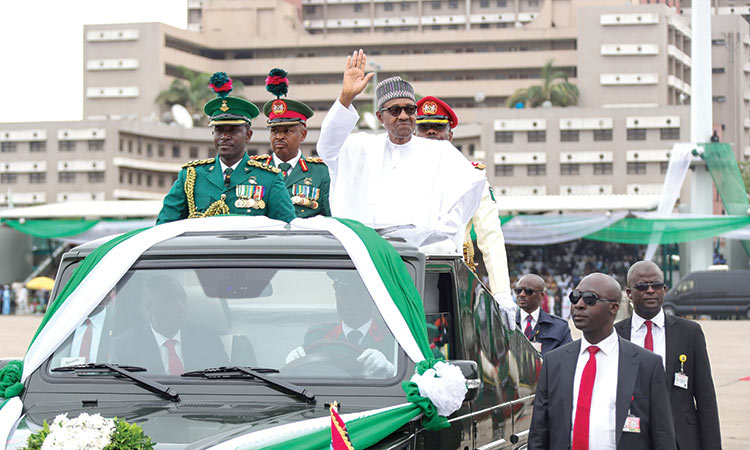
[
  {"left": 514, "top": 287, "right": 543, "bottom": 296},
  {"left": 632, "top": 281, "right": 665, "bottom": 292},
  {"left": 568, "top": 289, "right": 618, "bottom": 306},
  {"left": 417, "top": 123, "right": 448, "bottom": 132},
  {"left": 380, "top": 104, "right": 418, "bottom": 116}
]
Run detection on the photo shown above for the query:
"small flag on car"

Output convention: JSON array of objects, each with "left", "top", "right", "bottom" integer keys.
[{"left": 330, "top": 401, "right": 354, "bottom": 450}]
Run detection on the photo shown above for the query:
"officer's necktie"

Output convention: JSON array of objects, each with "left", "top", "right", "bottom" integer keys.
[
  {"left": 524, "top": 315, "right": 534, "bottom": 340},
  {"left": 163, "top": 339, "right": 184, "bottom": 375},
  {"left": 223, "top": 167, "right": 233, "bottom": 187},
  {"left": 278, "top": 162, "right": 291, "bottom": 177},
  {"left": 347, "top": 329, "right": 364, "bottom": 346},
  {"left": 572, "top": 346, "right": 600, "bottom": 450},
  {"left": 644, "top": 320, "right": 654, "bottom": 352},
  {"left": 79, "top": 319, "right": 93, "bottom": 362}
]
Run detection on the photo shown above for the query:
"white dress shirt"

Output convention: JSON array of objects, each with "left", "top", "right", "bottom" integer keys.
[
  {"left": 316, "top": 100, "right": 485, "bottom": 251},
  {"left": 70, "top": 309, "right": 107, "bottom": 361},
  {"left": 151, "top": 327, "right": 184, "bottom": 373},
  {"left": 520, "top": 307, "right": 540, "bottom": 332},
  {"left": 631, "top": 309, "right": 666, "bottom": 368},
  {"left": 571, "top": 329, "right": 619, "bottom": 450},
  {"left": 272, "top": 150, "right": 302, "bottom": 171},
  {"left": 219, "top": 158, "right": 241, "bottom": 174},
  {"left": 341, "top": 319, "right": 373, "bottom": 346}
]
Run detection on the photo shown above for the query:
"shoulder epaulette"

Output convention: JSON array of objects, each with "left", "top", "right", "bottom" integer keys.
[
  {"left": 247, "top": 159, "right": 281, "bottom": 173},
  {"left": 182, "top": 158, "right": 215, "bottom": 168},
  {"left": 471, "top": 161, "right": 486, "bottom": 170},
  {"left": 305, "top": 157, "right": 326, "bottom": 164}
]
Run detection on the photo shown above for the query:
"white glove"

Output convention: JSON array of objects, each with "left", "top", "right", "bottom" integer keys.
[
  {"left": 494, "top": 293, "right": 518, "bottom": 331},
  {"left": 357, "top": 348, "right": 395, "bottom": 378},
  {"left": 285, "top": 346, "right": 306, "bottom": 364}
]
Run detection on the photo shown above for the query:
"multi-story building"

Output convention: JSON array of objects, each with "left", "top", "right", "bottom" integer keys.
[{"left": 2, "top": 0, "right": 748, "bottom": 213}]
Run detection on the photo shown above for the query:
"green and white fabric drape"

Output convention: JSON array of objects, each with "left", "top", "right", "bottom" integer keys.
[{"left": 0, "top": 216, "right": 466, "bottom": 450}]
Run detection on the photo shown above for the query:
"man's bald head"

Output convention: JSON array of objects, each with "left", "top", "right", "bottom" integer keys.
[
  {"left": 516, "top": 273, "right": 546, "bottom": 314},
  {"left": 627, "top": 260, "right": 664, "bottom": 287},
  {"left": 518, "top": 274, "right": 545, "bottom": 290},
  {"left": 579, "top": 273, "right": 622, "bottom": 301},
  {"left": 572, "top": 273, "right": 621, "bottom": 343}
]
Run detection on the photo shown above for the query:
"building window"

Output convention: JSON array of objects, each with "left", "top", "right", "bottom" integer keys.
[
  {"left": 59, "top": 141, "right": 76, "bottom": 151},
  {"left": 128, "top": 140, "right": 133, "bottom": 153},
  {"left": 627, "top": 162, "right": 647, "bottom": 174},
  {"left": 480, "top": 0, "right": 490, "bottom": 6},
  {"left": 401, "top": 2, "right": 410, "bottom": 10},
  {"left": 593, "top": 163, "right": 613, "bottom": 175},
  {"left": 147, "top": 174, "right": 153, "bottom": 187},
  {"left": 560, "top": 130, "right": 579, "bottom": 142},
  {"left": 1, "top": 142, "right": 17, "bottom": 152},
  {"left": 431, "top": 1, "right": 441, "bottom": 9},
  {"left": 528, "top": 130, "right": 546, "bottom": 142},
  {"left": 0, "top": 173, "right": 18, "bottom": 184},
  {"left": 528, "top": 0, "right": 539, "bottom": 6},
  {"left": 30, "top": 141, "right": 46, "bottom": 152},
  {"left": 713, "top": 96, "right": 726, "bottom": 103},
  {"left": 88, "top": 172, "right": 105, "bottom": 183},
  {"left": 158, "top": 175, "right": 165, "bottom": 187},
  {"left": 449, "top": 0, "right": 459, "bottom": 8},
  {"left": 128, "top": 172, "right": 133, "bottom": 184},
  {"left": 189, "top": 146, "right": 199, "bottom": 159},
  {"left": 137, "top": 141, "right": 142, "bottom": 154},
  {"left": 353, "top": 3, "right": 363, "bottom": 12},
  {"left": 593, "top": 129, "right": 613, "bottom": 141},
  {"left": 495, "top": 131, "right": 513, "bottom": 143},
  {"left": 119, "top": 139, "right": 123, "bottom": 152},
  {"left": 58, "top": 172, "right": 76, "bottom": 183},
  {"left": 627, "top": 128, "right": 647, "bottom": 141},
  {"left": 494, "top": 165, "right": 514, "bottom": 176},
  {"left": 468, "top": 143, "right": 475, "bottom": 156},
  {"left": 172, "top": 144, "right": 180, "bottom": 158},
  {"left": 137, "top": 173, "right": 142, "bottom": 185},
  {"left": 660, "top": 161, "right": 669, "bottom": 174},
  {"left": 497, "top": 0, "right": 507, "bottom": 6},
  {"left": 527, "top": 164, "right": 546, "bottom": 176},
  {"left": 29, "top": 173, "right": 46, "bottom": 184},
  {"left": 158, "top": 143, "right": 165, "bottom": 157},
  {"left": 147, "top": 143, "right": 153, "bottom": 157},
  {"left": 660, "top": 128, "right": 680, "bottom": 140},
  {"left": 712, "top": 67, "right": 725, "bottom": 74},
  {"left": 303, "top": 5, "right": 316, "bottom": 14},
  {"left": 88, "top": 140, "right": 104, "bottom": 151},
  {"left": 385, "top": 2, "right": 394, "bottom": 11},
  {"left": 560, "top": 163, "right": 580, "bottom": 175}
]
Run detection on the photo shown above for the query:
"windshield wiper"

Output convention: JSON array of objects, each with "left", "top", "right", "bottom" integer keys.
[
  {"left": 52, "top": 363, "right": 180, "bottom": 402},
  {"left": 181, "top": 366, "right": 315, "bottom": 404}
]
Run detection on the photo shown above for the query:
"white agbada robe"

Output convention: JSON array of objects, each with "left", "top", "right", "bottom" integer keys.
[{"left": 317, "top": 100, "right": 485, "bottom": 251}]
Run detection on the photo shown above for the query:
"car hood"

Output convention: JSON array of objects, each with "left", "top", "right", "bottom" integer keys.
[{"left": 10, "top": 400, "right": 377, "bottom": 449}]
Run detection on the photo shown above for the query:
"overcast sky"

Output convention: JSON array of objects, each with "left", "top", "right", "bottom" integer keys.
[{"left": 0, "top": 0, "right": 187, "bottom": 124}]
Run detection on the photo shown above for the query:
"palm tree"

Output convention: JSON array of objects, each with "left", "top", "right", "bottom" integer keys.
[
  {"left": 156, "top": 66, "right": 244, "bottom": 126},
  {"left": 505, "top": 59, "right": 579, "bottom": 108}
]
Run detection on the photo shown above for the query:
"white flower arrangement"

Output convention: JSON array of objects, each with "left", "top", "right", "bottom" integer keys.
[
  {"left": 409, "top": 360, "right": 468, "bottom": 417},
  {"left": 41, "top": 413, "right": 115, "bottom": 450}
]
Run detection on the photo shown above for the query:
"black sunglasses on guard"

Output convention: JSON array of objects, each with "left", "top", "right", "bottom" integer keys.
[
  {"left": 568, "top": 289, "right": 619, "bottom": 306},
  {"left": 379, "top": 104, "right": 418, "bottom": 116},
  {"left": 514, "top": 287, "right": 543, "bottom": 296},
  {"left": 631, "top": 281, "right": 665, "bottom": 292}
]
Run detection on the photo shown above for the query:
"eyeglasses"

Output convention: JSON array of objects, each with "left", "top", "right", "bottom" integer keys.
[
  {"left": 379, "top": 104, "right": 418, "bottom": 116},
  {"left": 417, "top": 123, "right": 449, "bottom": 132},
  {"left": 514, "top": 287, "right": 543, "bottom": 296},
  {"left": 568, "top": 289, "right": 619, "bottom": 306},
  {"left": 632, "top": 281, "right": 665, "bottom": 292}
]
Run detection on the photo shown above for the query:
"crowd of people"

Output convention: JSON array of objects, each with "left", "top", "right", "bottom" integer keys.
[{"left": 0, "top": 282, "right": 49, "bottom": 315}]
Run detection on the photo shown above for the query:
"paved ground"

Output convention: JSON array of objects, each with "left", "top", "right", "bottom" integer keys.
[{"left": 1, "top": 315, "right": 748, "bottom": 447}]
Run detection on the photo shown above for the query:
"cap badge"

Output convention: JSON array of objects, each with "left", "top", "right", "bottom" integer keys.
[
  {"left": 219, "top": 100, "right": 229, "bottom": 112},
  {"left": 272, "top": 99, "right": 287, "bottom": 116},
  {"left": 422, "top": 101, "right": 438, "bottom": 115}
]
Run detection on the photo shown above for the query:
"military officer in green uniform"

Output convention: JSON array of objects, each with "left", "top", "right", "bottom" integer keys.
[
  {"left": 156, "top": 72, "right": 296, "bottom": 225},
  {"left": 250, "top": 68, "right": 330, "bottom": 218}
]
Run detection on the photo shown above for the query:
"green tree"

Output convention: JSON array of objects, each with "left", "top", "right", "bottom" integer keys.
[
  {"left": 739, "top": 161, "right": 750, "bottom": 193},
  {"left": 505, "top": 59, "right": 579, "bottom": 108},
  {"left": 156, "top": 66, "right": 244, "bottom": 126}
]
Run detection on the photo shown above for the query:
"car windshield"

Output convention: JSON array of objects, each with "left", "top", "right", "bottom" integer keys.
[{"left": 49, "top": 266, "right": 402, "bottom": 382}]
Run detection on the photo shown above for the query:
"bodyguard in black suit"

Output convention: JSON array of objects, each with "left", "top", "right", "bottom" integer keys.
[
  {"left": 615, "top": 261, "right": 721, "bottom": 450},
  {"left": 529, "top": 273, "right": 676, "bottom": 450},
  {"left": 515, "top": 274, "right": 572, "bottom": 354}
]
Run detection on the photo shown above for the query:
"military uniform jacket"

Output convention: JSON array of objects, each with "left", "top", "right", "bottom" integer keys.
[
  {"left": 251, "top": 154, "right": 331, "bottom": 218},
  {"left": 156, "top": 153, "right": 296, "bottom": 224},
  {"left": 516, "top": 308, "right": 573, "bottom": 355}
]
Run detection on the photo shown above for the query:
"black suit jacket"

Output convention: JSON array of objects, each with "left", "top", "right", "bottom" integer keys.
[
  {"left": 528, "top": 336, "right": 676, "bottom": 450},
  {"left": 111, "top": 322, "right": 228, "bottom": 374},
  {"left": 615, "top": 315, "right": 722, "bottom": 450},
  {"left": 516, "top": 309, "right": 573, "bottom": 355}
]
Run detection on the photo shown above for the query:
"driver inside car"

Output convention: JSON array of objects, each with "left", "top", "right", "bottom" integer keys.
[{"left": 285, "top": 271, "right": 396, "bottom": 378}]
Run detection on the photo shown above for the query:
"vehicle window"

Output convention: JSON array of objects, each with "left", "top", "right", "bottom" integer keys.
[
  {"left": 424, "top": 272, "right": 457, "bottom": 359},
  {"left": 48, "top": 267, "right": 401, "bottom": 382},
  {"left": 677, "top": 279, "right": 694, "bottom": 293}
]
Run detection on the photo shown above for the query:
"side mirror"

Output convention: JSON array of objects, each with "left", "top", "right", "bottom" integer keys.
[{"left": 447, "top": 360, "right": 480, "bottom": 403}]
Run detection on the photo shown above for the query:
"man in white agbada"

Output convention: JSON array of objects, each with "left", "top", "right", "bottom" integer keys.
[{"left": 316, "top": 49, "right": 485, "bottom": 252}]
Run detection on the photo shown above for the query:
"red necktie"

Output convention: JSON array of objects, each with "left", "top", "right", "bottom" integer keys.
[
  {"left": 572, "top": 346, "right": 600, "bottom": 450},
  {"left": 79, "top": 319, "right": 93, "bottom": 362},
  {"left": 524, "top": 316, "right": 534, "bottom": 340},
  {"left": 644, "top": 320, "right": 654, "bottom": 352},
  {"left": 163, "top": 339, "right": 184, "bottom": 375}
]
